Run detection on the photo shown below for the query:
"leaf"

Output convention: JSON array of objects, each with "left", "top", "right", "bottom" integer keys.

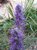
[
  {"left": 3, "top": 19, "right": 14, "bottom": 32},
  {"left": 8, "top": 6, "right": 13, "bottom": 17}
]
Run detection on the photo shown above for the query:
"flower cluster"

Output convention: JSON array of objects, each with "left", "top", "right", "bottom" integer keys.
[
  {"left": 9, "top": 27, "right": 24, "bottom": 50},
  {"left": 15, "top": 4, "right": 26, "bottom": 30},
  {"left": 9, "top": 4, "right": 25, "bottom": 50}
]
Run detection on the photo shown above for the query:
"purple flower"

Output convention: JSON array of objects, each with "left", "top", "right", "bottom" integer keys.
[
  {"left": 8, "top": 4, "right": 26, "bottom": 50},
  {"left": 9, "top": 27, "right": 24, "bottom": 50},
  {"left": 15, "top": 4, "right": 26, "bottom": 30}
]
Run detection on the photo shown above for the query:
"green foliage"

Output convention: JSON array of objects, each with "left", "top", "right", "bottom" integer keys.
[
  {"left": 0, "top": 19, "right": 14, "bottom": 50},
  {"left": 24, "top": 0, "right": 37, "bottom": 49},
  {"left": 0, "top": 4, "right": 14, "bottom": 50},
  {"left": 3, "top": 19, "right": 14, "bottom": 31}
]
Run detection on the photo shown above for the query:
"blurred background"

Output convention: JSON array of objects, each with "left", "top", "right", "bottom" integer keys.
[{"left": 0, "top": 0, "right": 37, "bottom": 50}]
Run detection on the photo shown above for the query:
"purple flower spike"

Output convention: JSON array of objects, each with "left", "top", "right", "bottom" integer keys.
[
  {"left": 15, "top": 4, "right": 26, "bottom": 30},
  {"left": 9, "top": 27, "right": 24, "bottom": 50},
  {"left": 8, "top": 4, "right": 26, "bottom": 50}
]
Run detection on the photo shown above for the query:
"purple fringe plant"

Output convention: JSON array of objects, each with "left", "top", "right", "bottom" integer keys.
[{"left": 9, "top": 4, "right": 26, "bottom": 50}]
